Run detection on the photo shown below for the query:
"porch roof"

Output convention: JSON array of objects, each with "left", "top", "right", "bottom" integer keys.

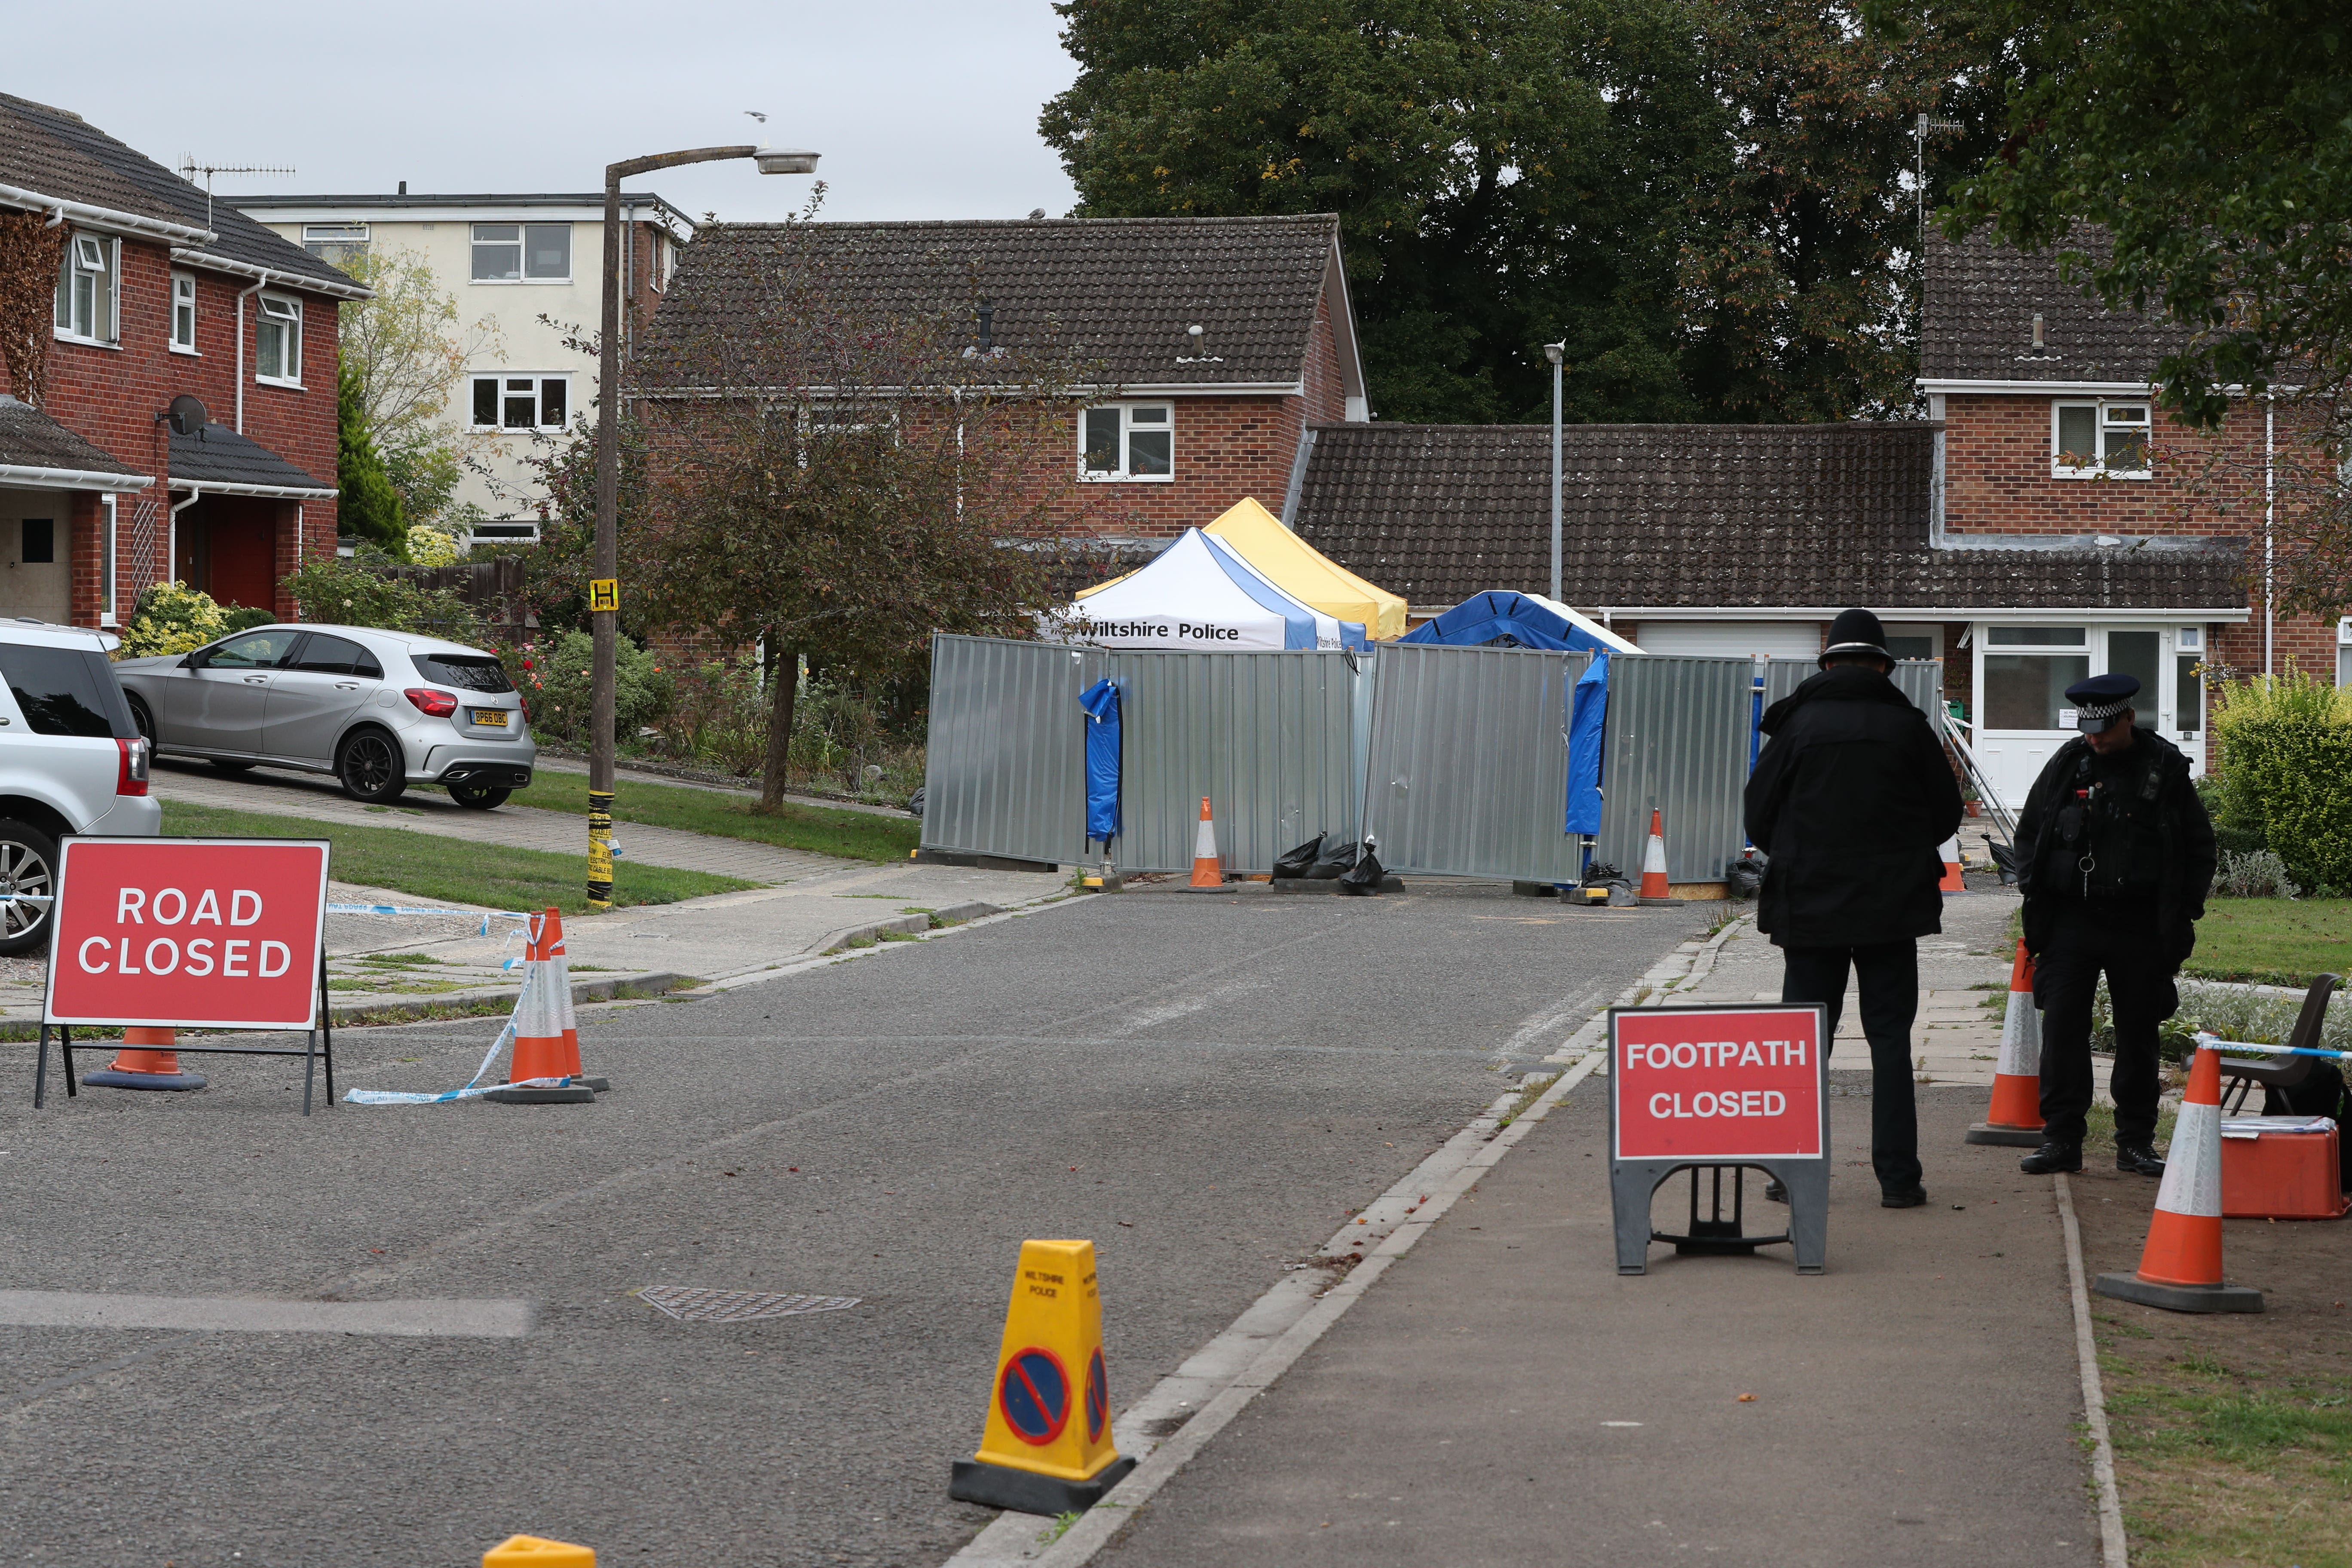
[
  {"left": 0, "top": 396, "right": 150, "bottom": 493},
  {"left": 169, "top": 425, "right": 335, "bottom": 499}
]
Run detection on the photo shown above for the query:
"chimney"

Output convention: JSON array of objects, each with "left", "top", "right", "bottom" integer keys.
[
  {"left": 398, "top": 180, "right": 407, "bottom": 196},
  {"left": 2031, "top": 313, "right": 2045, "bottom": 350},
  {"left": 977, "top": 298, "right": 995, "bottom": 352}
]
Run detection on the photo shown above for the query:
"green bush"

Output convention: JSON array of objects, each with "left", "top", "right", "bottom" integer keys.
[
  {"left": 2210, "top": 672, "right": 2352, "bottom": 894},
  {"left": 511, "top": 630, "right": 673, "bottom": 745},
  {"left": 117, "top": 582, "right": 228, "bottom": 658},
  {"left": 284, "top": 547, "right": 484, "bottom": 643}
]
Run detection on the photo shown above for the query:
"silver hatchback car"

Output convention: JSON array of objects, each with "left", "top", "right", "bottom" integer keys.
[{"left": 114, "top": 625, "right": 536, "bottom": 808}]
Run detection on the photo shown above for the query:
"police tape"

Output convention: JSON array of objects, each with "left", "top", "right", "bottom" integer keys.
[
  {"left": 2194, "top": 1030, "right": 2352, "bottom": 1063},
  {"left": 344, "top": 965, "right": 564, "bottom": 1104},
  {"left": 325, "top": 902, "right": 533, "bottom": 936}
]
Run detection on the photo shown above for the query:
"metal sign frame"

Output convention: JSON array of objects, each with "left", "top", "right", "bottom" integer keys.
[{"left": 1608, "top": 1001, "right": 1831, "bottom": 1275}]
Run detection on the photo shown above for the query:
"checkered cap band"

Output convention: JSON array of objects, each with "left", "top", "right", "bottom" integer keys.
[{"left": 2077, "top": 696, "right": 2130, "bottom": 721}]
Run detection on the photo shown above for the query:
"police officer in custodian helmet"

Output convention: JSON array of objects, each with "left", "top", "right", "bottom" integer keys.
[{"left": 2011, "top": 673, "right": 2217, "bottom": 1178}]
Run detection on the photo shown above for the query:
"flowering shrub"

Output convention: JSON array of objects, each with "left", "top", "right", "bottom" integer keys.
[
  {"left": 117, "top": 582, "right": 227, "bottom": 658},
  {"left": 505, "top": 629, "right": 672, "bottom": 745}
]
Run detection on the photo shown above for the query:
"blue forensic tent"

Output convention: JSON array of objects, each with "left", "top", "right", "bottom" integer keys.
[
  {"left": 1080, "top": 676, "right": 1121, "bottom": 844},
  {"left": 1399, "top": 591, "right": 1641, "bottom": 655}
]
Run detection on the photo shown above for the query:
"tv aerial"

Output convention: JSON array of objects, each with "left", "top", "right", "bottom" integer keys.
[{"left": 177, "top": 159, "right": 297, "bottom": 232}]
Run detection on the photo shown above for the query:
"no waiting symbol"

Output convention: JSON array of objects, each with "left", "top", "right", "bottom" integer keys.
[{"left": 1000, "top": 1348, "right": 1071, "bottom": 1445}]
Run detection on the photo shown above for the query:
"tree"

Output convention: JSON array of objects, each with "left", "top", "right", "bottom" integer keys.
[
  {"left": 1042, "top": 0, "right": 2010, "bottom": 424},
  {"left": 335, "top": 249, "right": 499, "bottom": 526},
  {"left": 337, "top": 361, "right": 405, "bottom": 548},
  {"left": 628, "top": 224, "right": 1088, "bottom": 810}
]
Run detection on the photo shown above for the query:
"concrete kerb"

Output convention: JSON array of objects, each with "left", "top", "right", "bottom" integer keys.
[
  {"left": 944, "top": 929, "right": 1721, "bottom": 1568},
  {"left": 2056, "top": 1173, "right": 2132, "bottom": 1568}
]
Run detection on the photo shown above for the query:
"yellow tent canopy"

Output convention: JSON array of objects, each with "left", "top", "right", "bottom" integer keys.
[{"left": 1073, "top": 497, "right": 1409, "bottom": 640}]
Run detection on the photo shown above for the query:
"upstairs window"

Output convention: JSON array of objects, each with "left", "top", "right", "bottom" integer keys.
[
  {"left": 2054, "top": 401, "right": 2152, "bottom": 477},
  {"left": 256, "top": 295, "right": 302, "bottom": 384},
  {"left": 470, "top": 374, "right": 570, "bottom": 431},
  {"left": 54, "top": 233, "right": 117, "bottom": 344},
  {"left": 171, "top": 273, "right": 198, "bottom": 352},
  {"left": 301, "top": 223, "right": 371, "bottom": 268},
  {"left": 1081, "top": 403, "right": 1173, "bottom": 481},
  {"left": 472, "top": 223, "right": 571, "bottom": 282}
]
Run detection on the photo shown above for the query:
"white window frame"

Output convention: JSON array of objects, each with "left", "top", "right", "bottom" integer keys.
[
  {"left": 2052, "top": 398, "right": 2153, "bottom": 479},
  {"left": 54, "top": 231, "right": 119, "bottom": 346},
  {"left": 255, "top": 294, "right": 303, "bottom": 386},
  {"left": 300, "top": 223, "right": 370, "bottom": 266},
  {"left": 470, "top": 222, "right": 572, "bottom": 284},
  {"left": 1079, "top": 402, "right": 1175, "bottom": 482},
  {"left": 2337, "top": 617, "right": 2352, "bottom": 690},
  {"left": 170, "top": 271, "right": 199, "bottom": 354},
  {"left": 469, "top": 373, "right": 572, "bottom": 432}
]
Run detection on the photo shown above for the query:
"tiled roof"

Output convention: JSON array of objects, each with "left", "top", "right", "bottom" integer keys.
[
  {"left": 1921, "top": 229, "right": 2190, "bottom": 383},
  {"left": 170, "top": 424, "right": 334, "bottom": 495},
  {"left": 0, "top": 395, "right": 144, "bottom": 478},
  {"left": 0, "top": 93, "right": 359, "bottom": 294},
  {"left": 1291, "top": 422, "right": 2243, "bottom": 612},
  {"left": 645, "top": 216, "right": 1341, "bottom": 387}
]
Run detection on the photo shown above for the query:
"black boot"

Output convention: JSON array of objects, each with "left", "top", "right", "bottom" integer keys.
[
  {"left": 2020, "top": 1141, "right": 2084, "bottom": 1175},
  {"left": 1880, "top": 1186, "right": 1928, "bottom": 1209},
  {"left": 1764, "top": 1177, "right": 1788, "bottom": 1204},
  {"left": 2116, "top": 1142, "right": 2167, "bottom": 1177}
]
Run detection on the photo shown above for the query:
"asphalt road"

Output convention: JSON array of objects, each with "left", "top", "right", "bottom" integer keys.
[{"left": 0, "top": 887, "right": 1693, "bottom": 1567}]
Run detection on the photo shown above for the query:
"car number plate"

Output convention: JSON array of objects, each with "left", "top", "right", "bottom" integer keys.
[{"left": 471, "top": 708, "right": 508, "bottom": 727}]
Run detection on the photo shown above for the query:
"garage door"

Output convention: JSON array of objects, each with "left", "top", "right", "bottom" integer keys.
[{"left": 1634, "top": 621, "right": 1820, "bottom": 659}]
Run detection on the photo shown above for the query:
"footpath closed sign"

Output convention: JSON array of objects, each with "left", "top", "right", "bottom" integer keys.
[
  {"left": 44, "top": 838, "right": 329, "bottom": 1030},
  {"left": 1612, "top": 1004, "right": 1828, "bottom": 1161}
]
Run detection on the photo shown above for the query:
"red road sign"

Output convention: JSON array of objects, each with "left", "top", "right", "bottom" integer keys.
[
  {"left": 1610, "top": 1004, "right": 1828, "bottom": 1162},
  {"left": 43, "top": 838, "right": 329, "bottom": 1030}
]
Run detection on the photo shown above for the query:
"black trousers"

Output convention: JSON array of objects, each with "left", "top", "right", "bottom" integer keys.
[
  {"left": 1780, "top": 941, "right": 1921, "bottom": 1193},
  {"left": 2036, "top": 900, "right": 2174, "bottom": 1149}
]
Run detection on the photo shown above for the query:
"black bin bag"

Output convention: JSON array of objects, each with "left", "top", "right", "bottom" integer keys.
[
  {"left": 1306, "top": 840, "right": 1361, "bottom": 880},
  {"left": 1274, "top": 833, "right": 1326, "bottom": 880},
  {"left": 1338, "top": 844, "right": 1386, "bottom": 896}
]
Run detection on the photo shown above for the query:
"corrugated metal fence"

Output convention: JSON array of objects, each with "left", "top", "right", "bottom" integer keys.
[
  {"left": 923, "top": 636, "right": 1106, "bottom": 867},
  {"left": 1595, "top": 656, "right": 1753, "bottom": 885},
  {"left": 1362, "top": 643, "right": 1588, "bottom": 881},
  {"left": 1763, "top": 658, "right": 1946, "bottom": 731}
]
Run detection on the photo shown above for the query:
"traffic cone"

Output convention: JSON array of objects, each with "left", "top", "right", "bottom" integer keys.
[
  {"left": 1638, "top": 808, "right": 1681, "bottom": 905},
  {"left": 2095, "top": 1040, "right": 2264, "bottom": 1313},
  {"left": 1937, "top": 836, "right": 1967, "bottom": 893},
  {"left": 1189, "top": 797, "right": 1222, "bottom": 888},
  {"left": 81, "top": 1025, "right": 206, "bottom": 1092},
  {"left": 1967, "top": 940, "right": 2045, "bottom": 1146},
  {"left": 488, "top": 913, "right": 593, "bottom": 1104}
]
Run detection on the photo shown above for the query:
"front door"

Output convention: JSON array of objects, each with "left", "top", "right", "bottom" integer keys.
[
  {"left": 261, "top": 632, "right": 381, "bottom": 763},
  {"left": 205, "top": 503, "right": 278, "bottom": 611},
  {"left": 1971, "top": 623, "right": 2209, "bottom": 812},
  {"left": 163, "top": 627, "right": 301, "bottom": 755}
]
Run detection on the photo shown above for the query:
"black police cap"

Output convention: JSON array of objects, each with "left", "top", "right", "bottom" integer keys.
[{"left": 2064, "top": 672, "right": 2140, "bottom": 732}]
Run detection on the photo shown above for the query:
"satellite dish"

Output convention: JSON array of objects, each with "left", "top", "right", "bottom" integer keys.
[{"left": 167, "top": 395, "right": 209, "bottom": 437}]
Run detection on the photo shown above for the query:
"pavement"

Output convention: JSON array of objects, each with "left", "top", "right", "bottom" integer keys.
[{"left": 0, "top": 879, "right": 1712, "bottom": 1566}]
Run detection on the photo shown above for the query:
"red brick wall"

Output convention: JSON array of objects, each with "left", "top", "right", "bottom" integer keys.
[
  {"left": 1942, "top": 391, "right": 2334, "bottom": 681},
  {"left": 1, "top": 232, "right": 341, "bottom": 626}
]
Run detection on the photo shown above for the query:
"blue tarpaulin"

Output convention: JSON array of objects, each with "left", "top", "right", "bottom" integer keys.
[
  {"left": 1566, "top": 652, "right": 1608, "bottom": 835},
  {"left": 1080, "top": 677, "right": 1121, "bottom": 843},
  {"left": 1399, "top": 591, "right": 1636, "bottom": 655}
]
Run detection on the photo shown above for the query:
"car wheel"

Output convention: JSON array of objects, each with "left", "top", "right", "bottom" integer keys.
[
  {"left": 212, "top": 759, "right": 255, "bottom": 774},
  {"left": 0, "top": 819, "right": 60, "bottom": 957},
  {"left": 448, "top": 784, "right": 511, "bottom": 810},
  {"left": 127, "top": 695, "right": 156, "bottom": 748},
  {"left": 337, "top": 728, "right": 407, "bottom": 804}
]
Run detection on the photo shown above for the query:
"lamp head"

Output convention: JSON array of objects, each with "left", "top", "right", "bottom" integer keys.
[
  {"left": 754, "top": 147, "right": 821, "bottom": 175},
  {"left": 1542, "top": 341, "right": 1565, "bottom": 367}
]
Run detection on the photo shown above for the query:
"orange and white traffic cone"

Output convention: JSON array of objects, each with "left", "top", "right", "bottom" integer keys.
[
  {"left": 539, "top": 907, "right": 607, "bottom": 1091},
  {"left": 1638, "top": 809, "right": 1680, "bottom": 904},
  {"left": 1937, "top": 836, "right": 1967, "bottom": 893},
  {"left": 1189, "top": 797, "right": 1223, "bottom": 888},
  {"left": 81, "top": 1025, "right": 206, "bottom": 1092},
  {"left": 489, "top": 911, "right": 594, "bottom": 1104},
  {"left": 2094, "top": 1040, "right": 2264, "bottom": 1313},
  {"left": 1967, "top": 940, "right": 2045, "bottom": 1146}
]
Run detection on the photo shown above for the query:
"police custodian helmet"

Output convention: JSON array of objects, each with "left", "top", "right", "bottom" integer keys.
[{"left": 2065, "top": 672, "right": 2140, "bottom": 733}]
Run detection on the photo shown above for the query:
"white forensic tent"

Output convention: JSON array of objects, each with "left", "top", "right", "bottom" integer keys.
[{"left": 1052, "top": 528, "right": 1366, "bottom": 651}]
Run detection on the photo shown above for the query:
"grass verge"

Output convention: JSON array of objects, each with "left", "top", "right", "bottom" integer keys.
[
  {"left": 2188, "top": 898, "right": 2352, "bottom": 987},
  {"left": 483, "top": 774, "right": 920, "bottom": 864},
  {"left": 160, "top": 800, "right": 754, "bottom": 914}
]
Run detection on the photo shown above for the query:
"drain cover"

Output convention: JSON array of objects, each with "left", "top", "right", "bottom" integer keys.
[{"left": 637, "top": 1286, "right": 861, "bottom": 1323}]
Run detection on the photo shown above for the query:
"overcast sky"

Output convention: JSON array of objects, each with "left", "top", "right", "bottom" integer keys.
[{"left": 9, "top": 0, "right": 1083, "bottom": 226}]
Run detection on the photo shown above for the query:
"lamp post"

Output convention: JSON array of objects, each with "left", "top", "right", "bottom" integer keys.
[
  {"left": 1543, "top": 342, "right": 1565, "bottom": 603},
  {"left": 587, "top": 141, "right": 818, "bottom": 908}
]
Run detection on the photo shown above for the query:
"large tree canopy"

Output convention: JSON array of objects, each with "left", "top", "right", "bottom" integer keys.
[{"left": 1043, "top": 0, "right": 2006, "bottom": 424}]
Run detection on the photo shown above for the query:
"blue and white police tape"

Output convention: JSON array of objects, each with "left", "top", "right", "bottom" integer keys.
[
  {"left": 2193, "top": 1030, "right": 2352, "bottom": 1063},
  {"left": 325, "top": 901, "right": 532, "bottom": 936},
  {"left": 344, "top": 967, "right": 566, "bottom": 1104}
]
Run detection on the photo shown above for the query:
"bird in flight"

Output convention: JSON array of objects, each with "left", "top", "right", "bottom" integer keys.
[{"left": 744, "top": 110, "right": 769, "bottom": 124}]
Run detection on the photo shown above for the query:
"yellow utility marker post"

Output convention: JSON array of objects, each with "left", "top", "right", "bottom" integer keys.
[{"left": 950, "top": 1239, "right": 1136, "bottom": 1514}]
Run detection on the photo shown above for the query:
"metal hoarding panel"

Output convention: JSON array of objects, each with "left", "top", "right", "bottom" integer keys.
[
  {"left": 921, "top": 634, "right": 1104, "bottom": 865},
  {"left": 1361, "top": 643, "right": 1587, "bottom": 882},
  {"left": 1597, "top": 655, "right": 1752, "bottom": 885},
  {"left": 1112, "top": 649, "right": 1362, "bottom": 874},
  {"left": 1765, "top": 658, "right": 1945, "bottom": 732}
]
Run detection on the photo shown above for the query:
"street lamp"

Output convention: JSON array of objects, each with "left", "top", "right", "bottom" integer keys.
[
  {"left": 1543, "top": 342, "right": 1565, "bottom": 604},
  {"left": 587, "top": 142, "right": 818, "bottom": 909}
]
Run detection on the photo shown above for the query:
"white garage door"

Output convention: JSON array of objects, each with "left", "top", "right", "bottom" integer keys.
[{"left": 1635, "top": 621, "right": 1820, "bottom": 659}]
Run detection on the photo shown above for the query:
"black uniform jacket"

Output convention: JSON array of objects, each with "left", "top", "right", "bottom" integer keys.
[
  {"left": 1743, "top": 666, "right": 1965, "bottom": 949},
  {"left": 2012, "top": 728, "right": 2217, "bottom": 972}
]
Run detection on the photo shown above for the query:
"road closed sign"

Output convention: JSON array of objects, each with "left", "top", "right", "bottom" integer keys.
[
  {"left": 44, "top": 838, "right": 329, "bottom": 1030},
  {"left": 1610, "top": 1003, "right": 1828, "bottom": 1163}
]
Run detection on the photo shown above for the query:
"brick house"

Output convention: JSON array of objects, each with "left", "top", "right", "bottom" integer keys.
[
  {"left": 0, "top": 93, "right": 361, "bottom": 627},
  {"left": 1285, "top": 231, "right": 2306, "bottom": 810},
  {"left": 643, "top": 214, "right": 1368, "bottom": 557}
]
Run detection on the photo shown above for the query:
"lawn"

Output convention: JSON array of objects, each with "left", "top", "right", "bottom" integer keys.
[
  {"left": 2187, "top": 898, "right": 2352, "bottom": 987},
  {"left": 160, "top": 800, "right": 755, "bottom": 914},
  {"left": 483, "top": 772, "right": 921, "bottom": 864}
]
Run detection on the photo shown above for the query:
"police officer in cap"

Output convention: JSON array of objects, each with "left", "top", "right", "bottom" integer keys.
[{"left": 2012, "top": 672, "right": 2216, "bottom": 1178}]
